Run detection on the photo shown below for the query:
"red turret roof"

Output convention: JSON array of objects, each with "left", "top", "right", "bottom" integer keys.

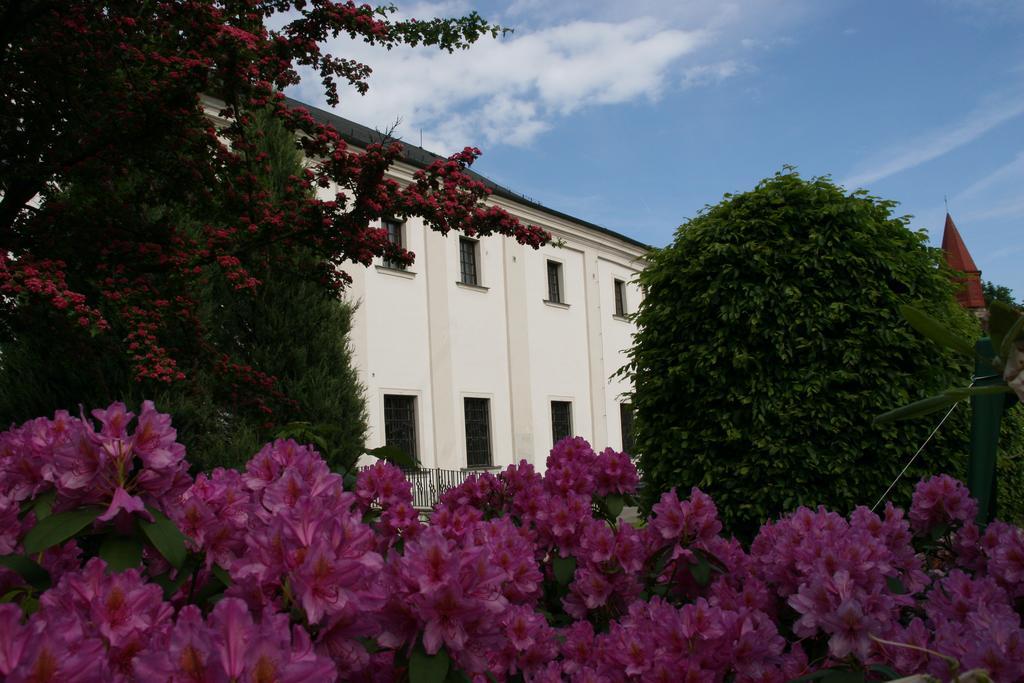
[
  {"left": 942, "top": 214, "right": 979, "bottom": 272},
  {"left": 941, "top": 213, "right": 986, "bottom": 310}
]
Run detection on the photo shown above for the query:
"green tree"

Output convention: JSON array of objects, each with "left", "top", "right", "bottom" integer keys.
[
  {"left": 983, "top": 280, "right": 1020, "bottom": 309},
  {"left": 623, "top": 171, "right": 982, "bottom": 539},
  {"left": 0, "top": 110, "right": 366, "bottom": 472}
]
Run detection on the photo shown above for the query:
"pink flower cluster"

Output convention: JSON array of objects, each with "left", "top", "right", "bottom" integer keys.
[
  {"left": 2, "top": 404, "right": 1024, "bottom": 681},
  {"left": 0, "top": 402, "right": 190, "bottom": 532},
  {"left": 0, "top": 566, "right": 335, "bottom": 682}
]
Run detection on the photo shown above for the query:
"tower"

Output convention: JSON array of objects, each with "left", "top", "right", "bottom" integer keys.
[{"left": 941, "top": 213, "right": 987, "bottom": 318}]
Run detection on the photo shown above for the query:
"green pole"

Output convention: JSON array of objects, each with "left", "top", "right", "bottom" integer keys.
[{"left": 968, "top": 337, "right": 1004, "bottom": 524}]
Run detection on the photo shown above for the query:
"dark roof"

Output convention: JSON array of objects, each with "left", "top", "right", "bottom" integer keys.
[{"left": 283, "top": 97, "right": 649, "bottom": 250}]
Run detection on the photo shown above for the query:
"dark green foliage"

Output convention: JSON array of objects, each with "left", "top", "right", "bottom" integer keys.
[
  {"left": 623, "top": 171, "right": 981, "bottom": 539},
  {"left": 983, "top": 280, "right": 1020, "bottom": 309},
  {"left": 997, "top": 405, "right": 1024, "bottom": 525},
  {"left": 0, "top": 110, "right": 366, "bottom": 471}
]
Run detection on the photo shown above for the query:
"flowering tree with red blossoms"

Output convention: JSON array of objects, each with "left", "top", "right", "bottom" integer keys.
[
  {"left": 2, "top": 402, "right": 1024, "bottom": 681},
  {"left": 0, "top": 0, "right": 550, "bottom": 409}
]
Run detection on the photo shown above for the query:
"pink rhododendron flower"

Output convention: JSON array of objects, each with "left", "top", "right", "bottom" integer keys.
[
  {"left": 2, "top": 404, "right": 1024, "bottom": 681},
  {"left": 97, "top": 486, "right": 153, "bottom": 522},
  {"left": 909, "top": 474, "right": 978, "bottom": 534}
]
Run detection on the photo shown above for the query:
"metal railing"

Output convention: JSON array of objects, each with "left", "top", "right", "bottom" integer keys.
[{"left": 359, "top": 466, "right": 480, "bottom": 509}]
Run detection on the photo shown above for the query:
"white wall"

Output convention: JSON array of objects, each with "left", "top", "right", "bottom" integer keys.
[
  {"left": 525, "top": 243, "right": 592, "bottom": 454},
  {"left": 341, "top": 165, "right": 647, "bottom": 472},
  {"left": 598, "top": 257, "right": 643, "bottom": 453}
]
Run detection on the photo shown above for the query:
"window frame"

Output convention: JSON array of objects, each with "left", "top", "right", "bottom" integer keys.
[
  {"left": 550, "top": 400, "right": 573, "bottom": 446},
  {"left": 546, "top": 260, "right": 563, "bottom": 304},
  {"left": 459, "top": 237, "right": 479, "bottom": 286},
  {"left": 382, "top": 393, "right": 418, "bottom": 464},
  {"left": 614, "top": 278, "right": 628, "bottom": 317},
  {"left": 463, "top": 396, "right": 492, "bottom": 468},
  {"left": 382, "top": 218, "right": 406, "bottom": 271}
]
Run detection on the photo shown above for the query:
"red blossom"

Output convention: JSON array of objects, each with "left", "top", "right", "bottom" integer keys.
[{"left": 0, "top": 0, "right": 549, "bottom": 410}]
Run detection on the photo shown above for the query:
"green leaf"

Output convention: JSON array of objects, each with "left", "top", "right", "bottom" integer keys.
[
  {"left": 445, "top": 669, "right": 472, "bottom": 683},
  {"left": 140, "top": 508, "right": 187, "bottom": 569},
  {"left": 603, "top": 494, "right": 625, "bottom": 519},
  {"left": 22, "top": 506, "right": 104, "bottom": 554},
  {"left": 868, "top": 664, "right": 902, "bottom": 681},
  {"left": 873, "top": 394, "right": 958, "bottom": 424},
  {"left": 647, "top": 545, "right": 672, "bottom": 578},
  {"left": 552, "top": 555, "right": 576, "bottom": 585},
  {"left": 365, "top": 444, "right": 416, "bottom": 469},
  {"left": 965, "top": 384, "right": 1014, "bottom": 396},
  {"left": 790, "top": 670, "right": 865, "bottom": 683},
  {"left": 885, "top": 575, "right": 907, "bottom": 595},
  {"left": 358, "top": 637, "right": 380, "bottom": 654},
  {"left": 689, "top": 553, "right": 711, "bottom": 587},
  {"left": 900, "top": 305, "right": 975, "bottom": 357},
  {"left": 943, "top": 385, "right": 1013, "bottom": 401},
  {"left": 21, "top": 595, "right": 39, "bottom": 615},
  {"left": 212, "top": 564, "right": 232, "bottom": 587},
  {"left": 29, "top": 491, "right": 56, "bottom": 520},
  {"left": 649, "top": 583, "right": 670, "bottom": 597},
  {"left": 191, "top": 570, "right": 229, "bottom": 606},
  {"left": 98, "top": 535, "right": 143, "bottom": 571},
  {"left": 152, "top": 566, "right": 193, "bottom": 601},
  {"left": 0, "top": 555, "right": 51, "bottom": 590},
  {"left": 409, "top": 644, "right": 450, "bottom": 683},
  {"left": 788, "top": 671, "right": 831, "bottom": 682}
]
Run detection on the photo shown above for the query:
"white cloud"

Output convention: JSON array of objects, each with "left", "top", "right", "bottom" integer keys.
[
  {"left": 392, "top": 1, "right": 472, "bottom": 20},
  {"left": 287, "top": 1, "right": 818, "bottom": 153},
  {"left": 841, "top": 93, "right": 1024, "bottom": 188},
  {"left": 958, "top": 149, "right": 1024, "bottom": 200},
  {"left": 681, "top": 61, "right": 744, "bottom": 89},
  {"left": 963, "top": 197, "right": 1024, "bottom": 222},
  {"left": 927, "top": 148, "right": 1024, "bottom": 228}
]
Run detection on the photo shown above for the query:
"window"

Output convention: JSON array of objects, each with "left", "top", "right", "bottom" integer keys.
[
  {"left": 546, "top": 260, "right": 563, "bottom": 303},
  {"left": 459, "top": 238, "right": 478, "bottom": 285},
  {"left": 383, "top": 395, "right": 417, "bottom": 463},
  {"left": 382, "top": 219, "right": 405, "bottom": 270},
  {"left": 614, "top": 279, "right": 627, "bottom": 317},
  {"left": 463, "top": 397, "right": 492, "bottom": 467},
  {"left": 551, "top": 401, "right": 573, "bottom": 445},
  {"left": 619, "top": 403, "right": 635, "bottom": 455}
]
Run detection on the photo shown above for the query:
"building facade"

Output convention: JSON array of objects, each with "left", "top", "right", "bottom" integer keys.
[{"left": 295, "top": 102, "right": 648, "bottom": 471}]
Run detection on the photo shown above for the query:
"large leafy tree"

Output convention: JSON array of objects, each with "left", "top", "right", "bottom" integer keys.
[
  {"left": 0, "top": 109, "right": 369, "bottom": 471},
  {"left": 0, "top": 0, "right": 549, "bottom": 421},
  {"left": 623, "top": 171, "right": 982, "bottom": 538}
]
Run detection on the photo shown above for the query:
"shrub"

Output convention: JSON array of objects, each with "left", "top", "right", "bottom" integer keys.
[
  {"left": 1, "top": 402, "right": 1023, "bottom": 680},
  {"left": 998, "top": 405, "right": 1024, "bottom": 525},
  {"left": 623, "top": 170, "right": 981, "bottom": 538}
]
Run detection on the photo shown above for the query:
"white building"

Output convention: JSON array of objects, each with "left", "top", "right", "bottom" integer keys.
[{"left": 298, "top": 101, "right": 648, "bottom": 472}]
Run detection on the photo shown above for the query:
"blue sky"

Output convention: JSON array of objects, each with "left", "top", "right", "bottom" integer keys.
[{"left": 290, "top": 0, "right": 1024, "bottom": 299}]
